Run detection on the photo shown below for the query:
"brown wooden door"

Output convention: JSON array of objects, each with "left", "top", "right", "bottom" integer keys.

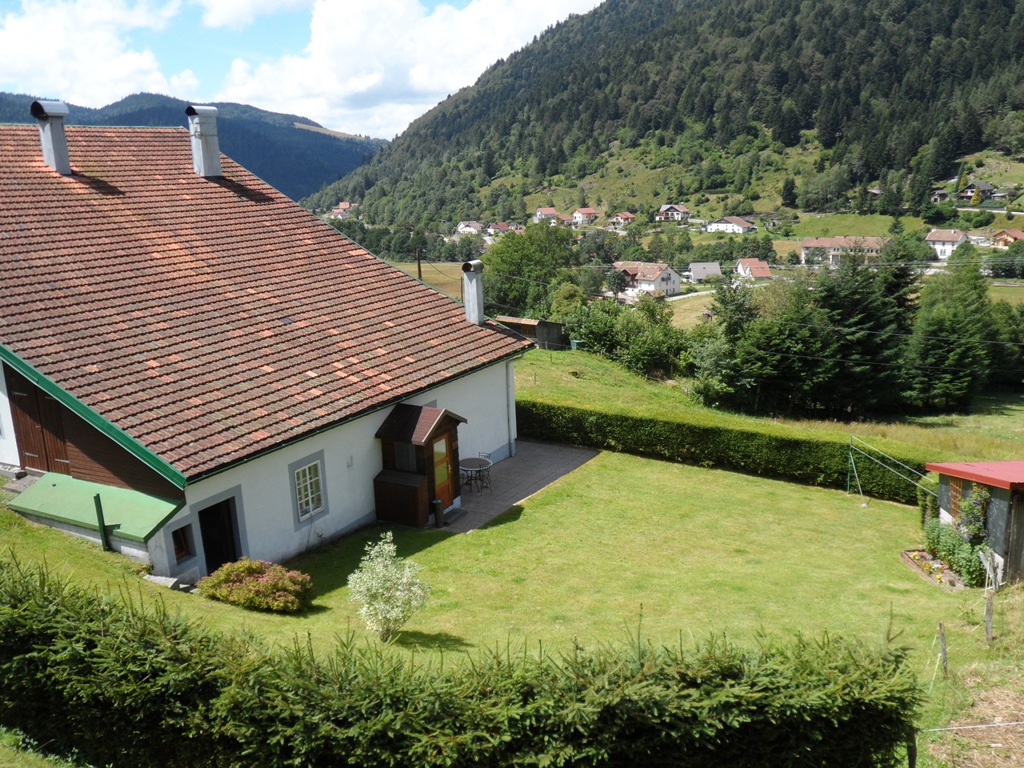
[
  {"left": 433, "top": 435, "right": 454, "bottom": 508},
  {"left": 4, "top": 367, "right": 68, "bottom": 472},
  {"left": 39, "top": 393, "right": 70, "bottom": 471}
]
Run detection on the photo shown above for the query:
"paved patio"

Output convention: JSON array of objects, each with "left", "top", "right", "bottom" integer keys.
[{"left": 446, "top": 440, "right": 598, "bottom": 532}]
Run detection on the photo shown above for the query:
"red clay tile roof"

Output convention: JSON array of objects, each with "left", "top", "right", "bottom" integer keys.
[
  {"left": 924, "top": 229, "right": 967, "bottom": 242},
  {"left": 0, "top": 125, "right": 530, "bottom": 480}
]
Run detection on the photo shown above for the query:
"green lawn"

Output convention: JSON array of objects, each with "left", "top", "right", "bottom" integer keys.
[
  {"left": 990, "top": 282, "right": 1024, "bottom": 305},
  {"left": 669, "top": 292, "right": 715, "bottom": 329},
  {"left": 391, "top": 261, "right": 464, "bottom": 300},
  {"left": 790, "top": 212, "right": 925, "bottom": 238}
]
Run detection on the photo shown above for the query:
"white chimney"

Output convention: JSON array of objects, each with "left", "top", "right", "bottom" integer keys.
[
  {"left": 185, "top": 105, "right": 222, "bottom": 177},
  {"left": 30, "top": 100, "right": 71, "bottom": 175},
  {"left": 462, "top": 259, "right": 486, "bottom": 325}
]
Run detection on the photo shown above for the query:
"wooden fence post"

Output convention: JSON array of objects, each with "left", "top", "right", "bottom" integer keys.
[{"left": 939, "top": 622, "right": 948, "bottom": 678}]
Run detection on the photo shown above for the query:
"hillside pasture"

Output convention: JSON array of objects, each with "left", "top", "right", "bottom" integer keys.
[{"left": 392, "top": 260, "right": 464, "bottom": 299}]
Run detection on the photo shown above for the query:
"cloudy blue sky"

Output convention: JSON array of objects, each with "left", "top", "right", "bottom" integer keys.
[{"left": 0, "top": 0, "right": 603, "bottom": 138}]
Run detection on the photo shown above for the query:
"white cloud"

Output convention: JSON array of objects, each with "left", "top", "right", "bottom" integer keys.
[
  {"left": 0, "top": 0, "right": 190, "bottom": 106},
  {"left": 192, "top": 0, "right": 311, "bottom": 30},
  {"left": 216, "top": 0, "right": 603, "bottom": 137},
  {"left": 0, "top": 0, "right": 604, "bottom": 138}
]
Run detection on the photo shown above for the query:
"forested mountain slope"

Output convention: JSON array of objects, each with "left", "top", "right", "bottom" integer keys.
[
  {"left": 0, "top": 92, "right": 386, "bottom": 201},
  {"left": 306, "top": 0, "right": 1024, "bottom": 224}
]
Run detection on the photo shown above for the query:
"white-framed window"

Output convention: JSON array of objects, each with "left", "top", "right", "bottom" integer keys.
[{"left": 294, "top": 460, "right": 324, "bottom": 520}]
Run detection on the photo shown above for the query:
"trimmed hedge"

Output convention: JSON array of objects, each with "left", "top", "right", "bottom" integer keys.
[
  {"left": 0, "top": 557, "right": 921, "bottom": 767},
  {"left": 517, "top": 400, "right": 931, "bottom": 504}
]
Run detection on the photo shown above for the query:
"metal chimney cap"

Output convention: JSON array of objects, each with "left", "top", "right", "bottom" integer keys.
[
  {"left": 185, "top": 105, "right": 218, "bottom": 117},
  {"left": 30, "top": 100, "right": 70, "bottom": 120},
  {"left": 462, "top": 259, "right": 485, "bottom": 273}
]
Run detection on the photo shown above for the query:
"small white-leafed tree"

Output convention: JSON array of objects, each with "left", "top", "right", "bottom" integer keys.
[{"left": 347, "top": 531, "right": 431, "bottom": 642}]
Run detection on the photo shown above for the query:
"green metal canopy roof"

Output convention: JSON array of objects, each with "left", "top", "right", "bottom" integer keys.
[{"left": 8, "top": 473, "right": 184, "bottom": 543}]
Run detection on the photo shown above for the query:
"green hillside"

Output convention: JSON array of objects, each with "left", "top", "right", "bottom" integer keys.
[{"left": 305, "top": 0, "right": 1024, "bottom": 226}]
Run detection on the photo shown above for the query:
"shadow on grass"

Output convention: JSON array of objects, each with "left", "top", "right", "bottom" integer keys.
[
  {"left": 479, "top": 505, "right": 524, "bottom": 530},
  {"left": 288, "top": 523, "right": 459, "bottom": 596},
  {"left": 394, "top": 630, "right": 474, "bottom": 653}
]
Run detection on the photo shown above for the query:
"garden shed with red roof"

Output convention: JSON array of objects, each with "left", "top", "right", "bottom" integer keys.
[
  {"left": 925, "top": 461, "right": 1024, "bottom": 583},
  {"left": 0, "top": 101, "right": 531, "bottom": 581}
]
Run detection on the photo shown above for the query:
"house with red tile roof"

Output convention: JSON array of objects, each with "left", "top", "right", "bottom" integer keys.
[
  {"left": 612, "top": 261, "right": 683, "bottom": 296},
  {"left": 924, "top": 229, "right": 969, "bottom": 260},
  {"left": 736, "top": 258, "right": 773, "bottom": 280},
  {"left": 571, "top": 207, "right": 600, "bottom": 227},
  {"left": 610, "top": 211, "right": 636, "bottom": 228},
  {"left": 0, "top": 101, "right": 532, "bottom": 582},
  {"left": 533, "top": 206, "right": 558, "bottom": 223},
  {"left": 991, "top": 229, "right": 1024, "bottom": 248},
  {"left": 925, "top": 461, "right": 1024, "bottom": 583},
  {"left": 654, "top": 203, "right": 691, "bottom": 222}
]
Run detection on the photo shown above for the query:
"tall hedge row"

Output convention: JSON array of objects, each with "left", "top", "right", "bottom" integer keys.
[
  {"left": 0, "top": 558, "right": 921, "bottom": 767},
  {"left": 517, "top": 400, "right": 931, "bottom": 504}
]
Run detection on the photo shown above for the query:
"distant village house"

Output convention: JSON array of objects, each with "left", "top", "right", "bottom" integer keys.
[
  {"left": 612, "top": 261, "right": 682, "bottom": 296},
  {"left": 800, "top": 236, "right": 890, "bottom": 266},
  {"left": 925, "top": 229, "right": 969, "bottom": 260},
  {"left": 655, "top": 203, "right": 691, "bottom": 222},
  {"left": 706, "top": 216, "right": 757, "bottom": 234}
]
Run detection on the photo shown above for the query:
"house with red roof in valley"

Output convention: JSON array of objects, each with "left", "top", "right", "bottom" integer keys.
[
  {"left": 924, "top": 229, "right": 969, "bottom": 260},
  {"left": 992, "top": 229, "right": 1024, "bottom": 248},
  {"left": 925, "top": 461, "right": 1024, "bottom": 583},
  {"left": 0, "top": 101, "right": 532, "bottom": 583},
  {"left": 655, "top": 203, "right": 691, "bottom": 222},
  {"left": 612, "top": 261, "right": 682, "bottom": 296},
  {"left": 610, "top": 211, "right": 635, "bottom": 228},
  {"left": 572, "top": 207, "right": 600, "bottom": 228},
  {"left": 533, "top": 206, "right": 558, "bottom": 223},
  {"left": 736, "top": 258, "right": 773, "bottom": 280}
]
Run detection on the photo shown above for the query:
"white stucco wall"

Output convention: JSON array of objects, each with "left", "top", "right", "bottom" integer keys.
[
  {"left": 153, "top": 357, "right": 521, "bottom": 578},
  {"left": 0, "top": 371, "right": 21, "bottom": 467}
]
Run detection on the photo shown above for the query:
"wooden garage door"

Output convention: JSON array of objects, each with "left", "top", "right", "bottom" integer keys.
[{"left": 5, "top": 367, "right": 69, "bottom": 473}]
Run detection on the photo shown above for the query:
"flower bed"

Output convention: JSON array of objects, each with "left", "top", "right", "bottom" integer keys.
[{"left": 902, "top": 550, "right": 962, "bottom": 589}]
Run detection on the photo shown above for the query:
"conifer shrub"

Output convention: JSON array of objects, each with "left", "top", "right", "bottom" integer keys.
[
  {"left": 0, "top": 555, "right": 923, "bottom": 767},
  {"left": 200, "top": 557, "right": 314, "bottom": 613}
]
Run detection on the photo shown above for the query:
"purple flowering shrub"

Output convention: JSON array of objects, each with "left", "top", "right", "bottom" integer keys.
[{"left": 199, "top": 557, "right": 314, "bottom": 613}]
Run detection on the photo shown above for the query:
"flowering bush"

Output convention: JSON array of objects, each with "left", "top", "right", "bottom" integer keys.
[
  {"left": 347, "top": 531, "right": 431, "bottom": 642},
  {"left": 957, "top": 484, "right": 989, "bottom": 546},
  {"left": 200, "top": 558, "right": 314, "bottom": 613}
]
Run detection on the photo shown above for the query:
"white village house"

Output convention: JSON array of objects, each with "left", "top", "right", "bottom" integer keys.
[
  {"left": 925, "top": 229, "right": 969, "bottom": 260},
  {"left": 612, "top": 261, "right": 683, "bottom": 296},
  {"left": 706, "top": 216, "right": 757, "bottom": 234},
  {"left": 0, "top": 102, "right": 532, "bottom": 583},
  {"left": 800, "top": 236, "right": 890, "bottom": 266},
  {"left": 654, "top": 204, "right": 691, "bottom": 223}
]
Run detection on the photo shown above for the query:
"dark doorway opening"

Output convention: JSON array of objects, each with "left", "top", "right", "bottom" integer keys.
[{"left": 198, "top": 498, "right": 239, "bottom": 574}]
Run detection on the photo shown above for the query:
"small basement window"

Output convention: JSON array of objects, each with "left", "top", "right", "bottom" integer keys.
[{"left": 171, "top": 525, "right": 194, "bottom": 563}]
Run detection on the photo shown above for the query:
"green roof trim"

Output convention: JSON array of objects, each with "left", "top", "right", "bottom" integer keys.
[
  {"left": 0, "top": 347, "right": 186, "bottom": 489},
  {"left": 9, "top": 473, "right": 184, "bottom": 543}
]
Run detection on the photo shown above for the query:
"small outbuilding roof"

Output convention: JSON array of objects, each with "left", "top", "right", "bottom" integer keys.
[{"left": 926, "top": 461, "right": 1024, "bottom": 491}]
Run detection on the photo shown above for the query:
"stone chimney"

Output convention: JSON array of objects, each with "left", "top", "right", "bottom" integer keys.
[
  {"left": 462, "top": 259, "right": 485, "bottom": 325},
  {"left": 30, "top": 100, "right": 71, "bottom": 175},
  {"left": 185, "top": 105, "right": 221, "bottom": 177}
]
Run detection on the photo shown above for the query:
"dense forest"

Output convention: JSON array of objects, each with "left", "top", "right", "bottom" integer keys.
[
  {"left": 305, "top": 0, "right": 1024, "bottom": 225},
  {"left": 0, "top": 91, "right": 386, "bottom": 201}
]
